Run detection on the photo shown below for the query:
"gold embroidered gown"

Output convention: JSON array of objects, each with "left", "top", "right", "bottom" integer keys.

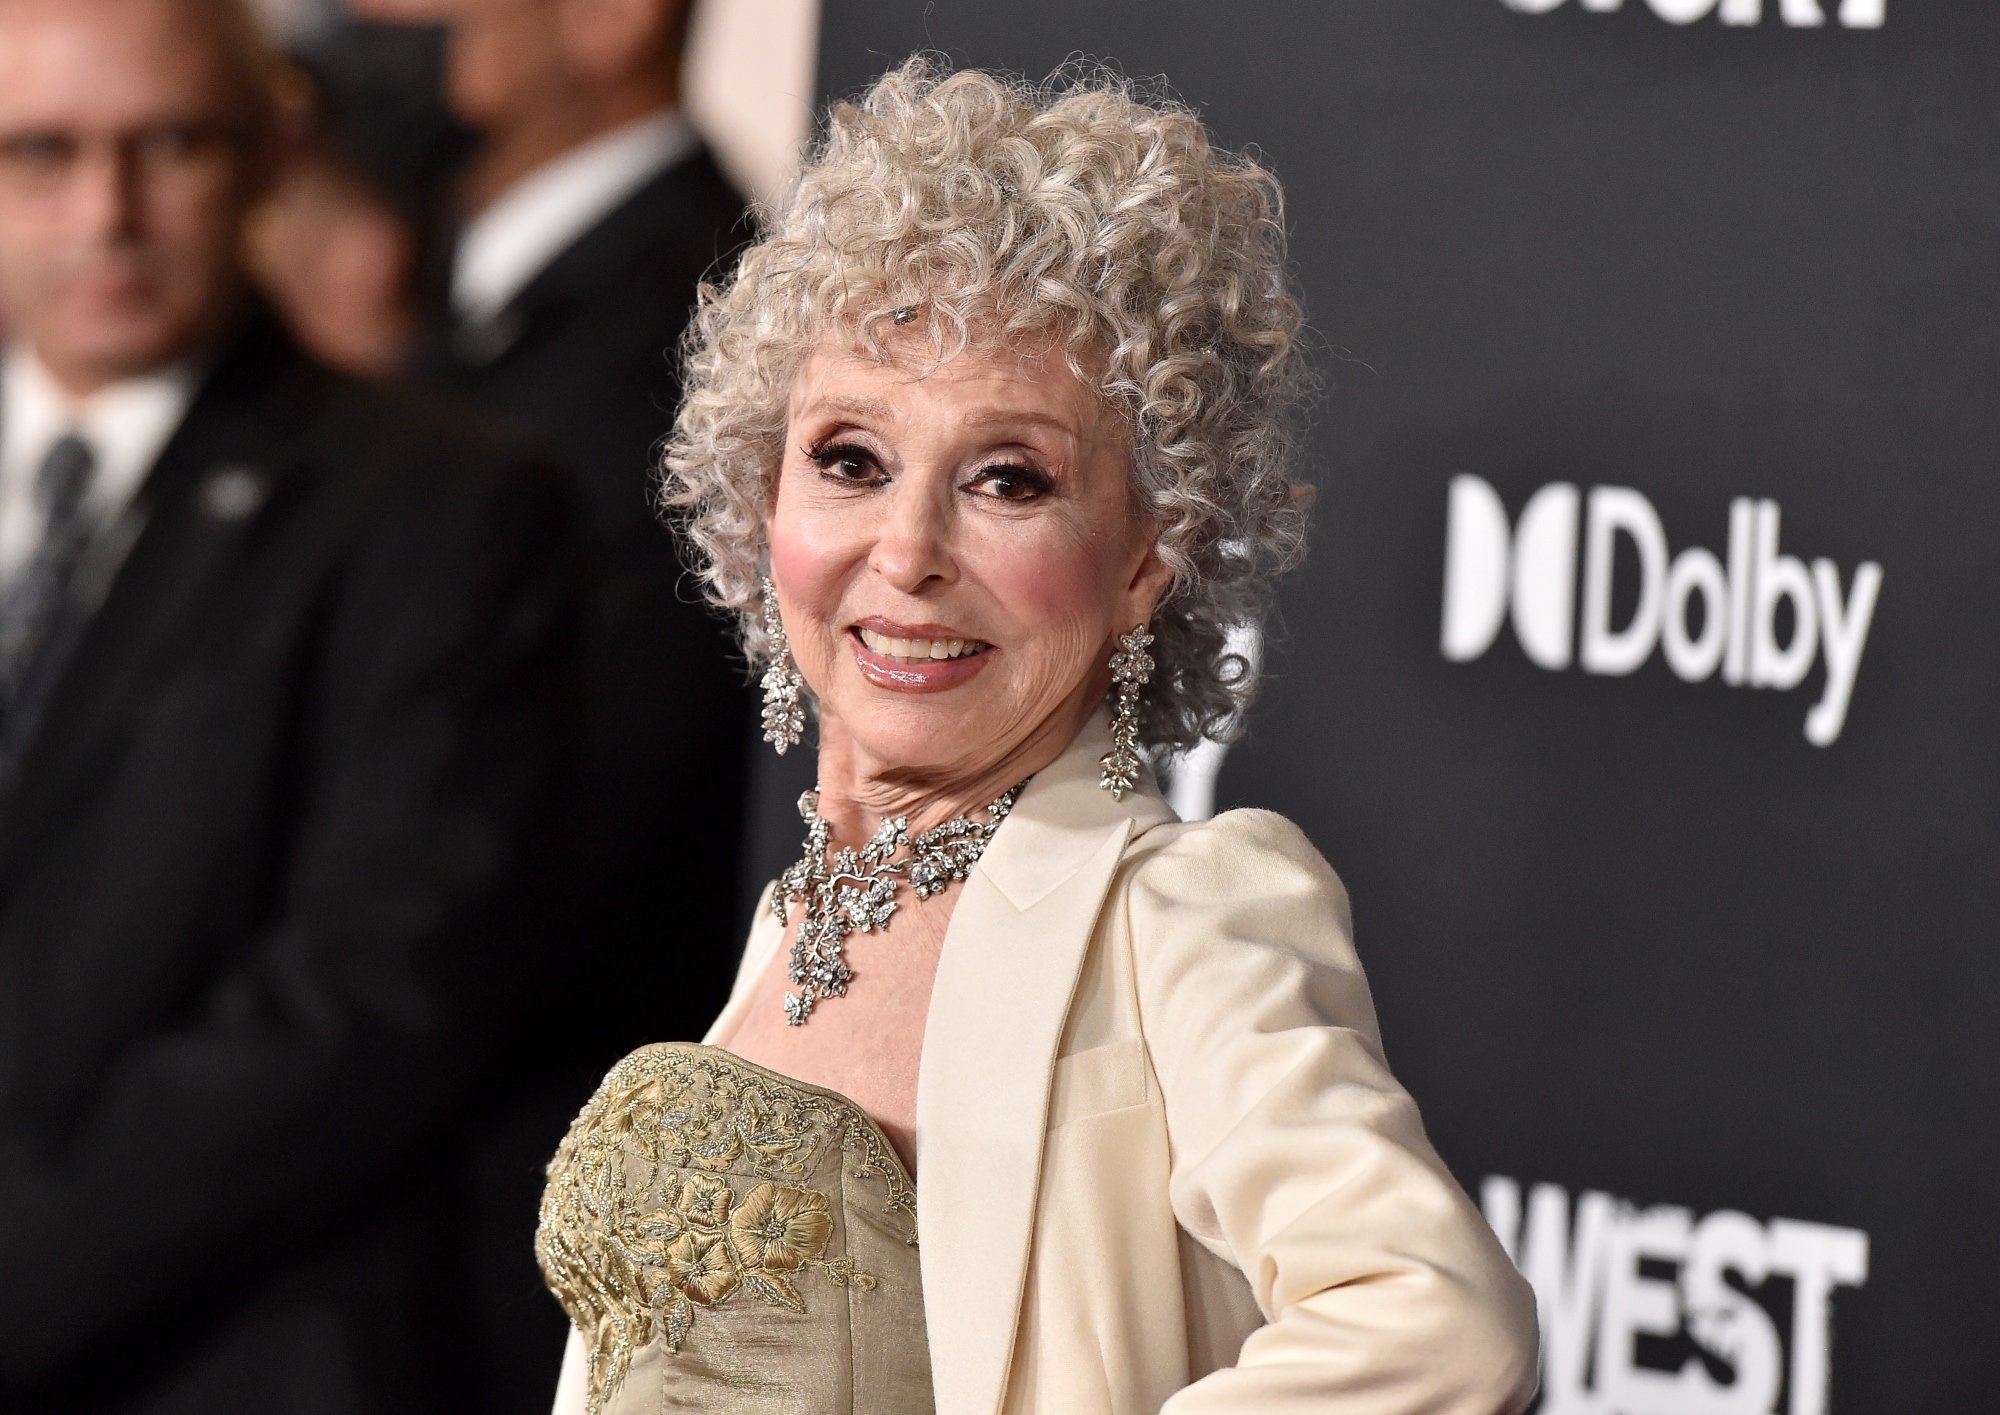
[{"left": 536, "top": 1043, "right": 933, "bottom": 1415}]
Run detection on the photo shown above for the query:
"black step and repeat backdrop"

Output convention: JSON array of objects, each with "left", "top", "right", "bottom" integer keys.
[{"left": 742, "top": 3, "right": 2000, "bottom": 1409}]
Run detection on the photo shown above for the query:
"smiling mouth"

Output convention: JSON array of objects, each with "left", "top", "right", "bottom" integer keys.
[{"left": 854, "top": 626, "right": 991, "bottom": 663}]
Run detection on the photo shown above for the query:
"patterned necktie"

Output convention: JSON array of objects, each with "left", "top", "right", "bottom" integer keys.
[{"left": 0, "top": 432, "right": 98, "bottom": 715}]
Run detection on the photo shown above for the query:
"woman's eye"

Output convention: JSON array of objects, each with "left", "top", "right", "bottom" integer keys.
[
  {"left": 809, "top": 443, "right": 882, "bottom": 484},
  {"left": 969, "top": 465, "right": 1050, "bottom": 502}
]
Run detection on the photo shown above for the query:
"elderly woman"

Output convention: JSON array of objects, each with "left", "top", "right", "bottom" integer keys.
[{"left": 535, "top": 59, "right": 1538, "bottom": 1415}]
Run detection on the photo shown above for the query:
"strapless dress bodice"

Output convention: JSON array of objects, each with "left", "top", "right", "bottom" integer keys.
[{"left": 536, "top": 1042, "right": 932, "bottom": 1415}]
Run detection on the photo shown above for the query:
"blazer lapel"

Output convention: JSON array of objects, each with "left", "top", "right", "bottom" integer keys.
[
  {"left": 916, "top": 711, "right": 1175, "bottom": 1415},
  {"left": 0, "top": 320, "right": 315, "bottom": 875}
]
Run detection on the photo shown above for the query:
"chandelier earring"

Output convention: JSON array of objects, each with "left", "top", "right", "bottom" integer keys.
[
  {"left": 759, "top": 576, "right": 806, "bottom": 755},
  {"left": 1098, "top": 623, "right": 1155, "bottom": 799}
]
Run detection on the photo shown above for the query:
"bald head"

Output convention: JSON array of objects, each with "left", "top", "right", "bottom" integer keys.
[
  {"left": 0, "top": 0, "right": 277, "bottom": 125},
  {"left": 0, "top": 0, "right": 278, "bottom": 391}
]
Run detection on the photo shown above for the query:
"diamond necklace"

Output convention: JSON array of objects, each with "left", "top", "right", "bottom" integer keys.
[{"left": 772, "top": 783, "right": 1024, "bottom": 1026}]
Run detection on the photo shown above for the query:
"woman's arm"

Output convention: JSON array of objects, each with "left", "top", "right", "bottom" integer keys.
[{"left": 1126, "top": 810, "right": 1539, "bottom": 1414}]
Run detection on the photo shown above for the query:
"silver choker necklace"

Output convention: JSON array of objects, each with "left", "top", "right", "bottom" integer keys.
[{"left": 772, "top": 784, "right": 1023, "bottom": 1026}]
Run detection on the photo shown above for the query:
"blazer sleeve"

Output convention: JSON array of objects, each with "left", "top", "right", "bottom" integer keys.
[
  {"left": 1124, "top": 810, "right": 1540, "bottom": 1414},
  {"left": 0, "top": 449, "right": 584, "bottom": 1381}
]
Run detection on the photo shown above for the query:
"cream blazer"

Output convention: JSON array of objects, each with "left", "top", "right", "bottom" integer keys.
[{"left": 553, "top": 712, "right": 1538, "bottom": 1414}]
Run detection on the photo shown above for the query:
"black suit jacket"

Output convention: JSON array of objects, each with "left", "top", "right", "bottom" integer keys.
[
  {"left": 0, "top": 316, "right": 583, "bottom": 1413},
  {"left": 413, "top": 145, "right": 756, "bottom": 1403}
]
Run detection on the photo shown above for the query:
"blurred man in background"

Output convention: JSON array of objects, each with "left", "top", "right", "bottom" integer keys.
[
  {"left": 421, "top": 0, "right": 750, "bottom": 957},
  {"left": 0, "top": 0, "right": 581, "bottom": 1410},
  {"left": 414, "top": 3, "right": 754, "bottom": 1391}
]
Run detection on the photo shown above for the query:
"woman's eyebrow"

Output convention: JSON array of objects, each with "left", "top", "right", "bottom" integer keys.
[
  {"left": 957, "top": 408, "right": 1076, "bottom": 436},
  {"left": 801, "top": 394, "right": 894, "bottom": 422}
]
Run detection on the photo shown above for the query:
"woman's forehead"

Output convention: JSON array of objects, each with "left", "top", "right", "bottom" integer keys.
[{"left": 786, "top": 335, "right": 1110, "bottom": 435}]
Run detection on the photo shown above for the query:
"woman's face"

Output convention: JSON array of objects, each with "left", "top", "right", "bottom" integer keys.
[{"left": 768, "top": 335, "right": 1169, "bottom": 788}]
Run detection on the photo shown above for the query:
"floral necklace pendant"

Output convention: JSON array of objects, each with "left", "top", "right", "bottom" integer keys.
[{"left": 772, "top": 783, "right": 1023, "bottom": 1025}]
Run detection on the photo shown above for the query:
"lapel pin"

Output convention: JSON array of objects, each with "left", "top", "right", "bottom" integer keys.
[{"left": 199, "top": 464, "right": 268, "bottom": 523}]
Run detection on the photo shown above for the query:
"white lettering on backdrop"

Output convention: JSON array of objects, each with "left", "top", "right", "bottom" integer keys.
[
  {"left": 1483, "top": 1176, "right": 1870, "bottom": 1415},
  {"left": 1498, "top": 0, "right": 1884, "bottom": 27},
  {"left": 1439, "top": 475, "right": 1883, "bottom": 745}
]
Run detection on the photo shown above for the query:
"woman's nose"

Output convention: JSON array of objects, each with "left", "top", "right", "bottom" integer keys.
[{"left": 867, "top": 476, "right": 958, "bottom": 592}]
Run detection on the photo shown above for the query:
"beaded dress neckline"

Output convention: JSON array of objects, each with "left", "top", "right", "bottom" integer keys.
[{"left": 537, "top": 1041, "right": 933, "bottom": 1415}]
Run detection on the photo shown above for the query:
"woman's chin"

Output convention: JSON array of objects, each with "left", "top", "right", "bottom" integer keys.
[
  {"left": 819, "top": 696, "right": 1012, "bottom": 783},
  {"left": 815, "top": 644, "right": 1091, "bottom": 787}
]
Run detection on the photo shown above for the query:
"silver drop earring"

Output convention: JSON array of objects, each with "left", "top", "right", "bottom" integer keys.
[
  {"left": 1099, "top": 623, "right": 1154, "bottom": 799},
  {"left": 759, "top": 576, "right": 806, "bottom": 755}
]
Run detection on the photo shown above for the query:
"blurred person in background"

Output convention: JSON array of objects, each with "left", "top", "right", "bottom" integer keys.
[
  {"left": 412, "top": 1, "right": 755, "bottom": 1393},
  {"left": 254, "top": 3, "right": 478, "bottom": 375},
  {"left": 245, "top": 90, "right": 421, "bottom": 378},
  {"left": 245, "top": 3, "right": 472, "bottom": 376},
  {"left": 0, "top": 0, "right": 583, "bottom": 1410}
]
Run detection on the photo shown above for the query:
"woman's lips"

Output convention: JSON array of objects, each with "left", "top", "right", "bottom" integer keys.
[{"left": 849, "top": 626, "right": 993, "bottom": 692}]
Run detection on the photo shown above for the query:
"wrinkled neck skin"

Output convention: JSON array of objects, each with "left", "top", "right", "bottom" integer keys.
[{"left": 807, "top": 663, "right": 1113, "bottom": 850}]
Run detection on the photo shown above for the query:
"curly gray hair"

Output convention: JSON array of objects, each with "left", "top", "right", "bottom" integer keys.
[{"left": 661, "top": 57, "right": 1312, "bottom": 752}]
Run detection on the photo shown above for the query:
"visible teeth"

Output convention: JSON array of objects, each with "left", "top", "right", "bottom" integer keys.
[{"left": 858, "top": 627, "right": 985, "bottom": 662}]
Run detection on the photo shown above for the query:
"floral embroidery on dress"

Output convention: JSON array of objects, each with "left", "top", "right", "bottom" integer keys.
[{"left": 536, "top": 1044, "right": 918, "bottom": 1415}]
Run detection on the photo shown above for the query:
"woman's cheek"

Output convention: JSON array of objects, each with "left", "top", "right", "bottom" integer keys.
[
  {"left": 980, "top": 514, "right": 1108, "bottom": 612},
  {"left": 766, "top": 530, "right": 822, "bottom": 602},
  {"left": 768, "top": 483, "right": 862, "bottom": 603},
  {"left": 766, "top": 514, "right": 857, "bottom": 694}
]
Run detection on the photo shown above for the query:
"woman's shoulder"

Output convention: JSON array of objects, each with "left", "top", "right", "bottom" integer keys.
[
  {"left": 1120, "top": 805, "right": 1352, "bottom": 922},
  {"left": 1106, "top": 805, "right": 1383, "bottom": 1080}
]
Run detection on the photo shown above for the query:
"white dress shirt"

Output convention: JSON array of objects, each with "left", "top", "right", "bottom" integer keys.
[
  {"left": 0, "top": 346, "right": 201, "bottom": 586},
  {"left": 451, "top": 109, "right": 699, "bottom": 325}
]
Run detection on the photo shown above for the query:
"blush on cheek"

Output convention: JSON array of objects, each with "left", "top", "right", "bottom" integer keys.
[
  {"left": 765, "top": 507, "right": 864, "bottom": 693},
  {"left": 766, "top": 515, "right": 853, "bottom": 618},
  {"left": 990, "top": 530, "right": 1126, "bottom": 632}
]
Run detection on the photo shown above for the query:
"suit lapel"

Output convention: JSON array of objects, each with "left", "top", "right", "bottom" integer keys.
[
  {"left": 430, "top": 150, "right": 744, "bottom": 379},
  {"left": 505, "top": 150, "right": 741, "bottom": 324},
  {"left": 0, "top": 320, "right": 318, "bottom": 875},
  {"left": 916, "top": 712, "right": 1175, "bottom": 1415}
]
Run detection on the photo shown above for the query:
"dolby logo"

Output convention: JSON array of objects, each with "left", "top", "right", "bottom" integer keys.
[{"left": 1440, "top": 476, "right": 1884, "bottom": 746}]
